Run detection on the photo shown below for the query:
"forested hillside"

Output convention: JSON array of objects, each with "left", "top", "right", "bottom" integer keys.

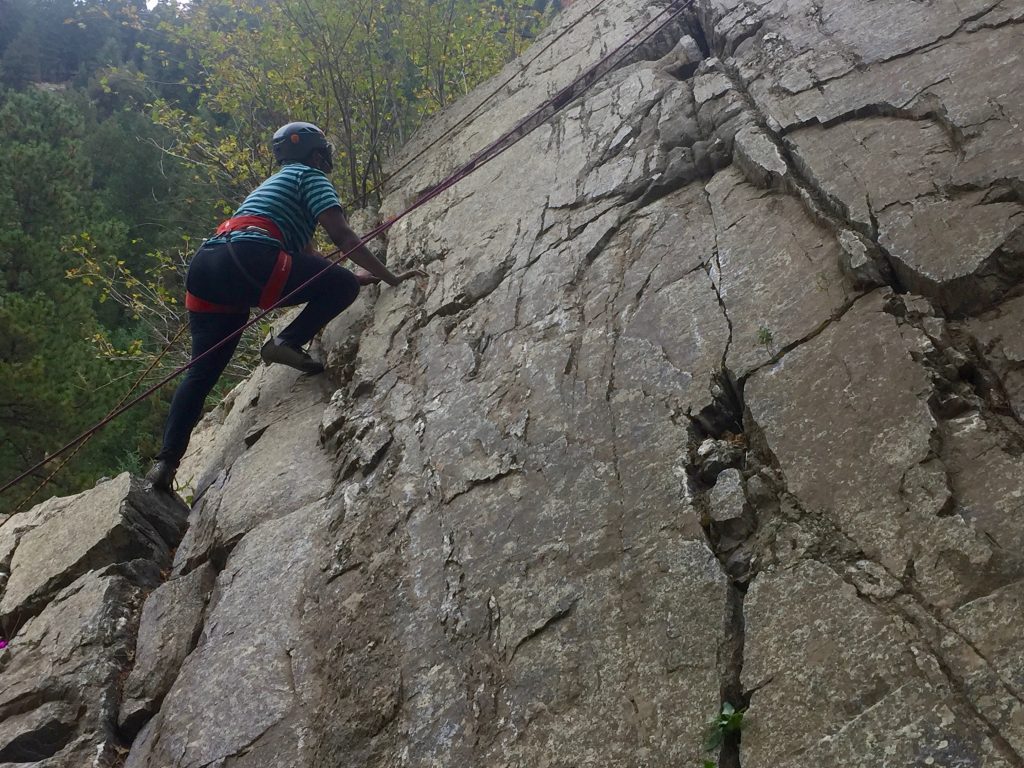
[{"left": 0, "top": 0, "right": 553, "bottom": 513}]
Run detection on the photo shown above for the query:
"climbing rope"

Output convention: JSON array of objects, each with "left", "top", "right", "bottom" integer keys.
[
  {"left": 0, "top": 0, "right": 695, "bottom": 501},
  {"left": 380, "top": 0, "right": 618, "bottom": 190},
  {"left": 11, "top": 323, "right": 189, "bottom": 513}
]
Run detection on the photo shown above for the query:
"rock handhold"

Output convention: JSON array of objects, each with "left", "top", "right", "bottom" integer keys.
[
  {"left": 696, "top": 437, "right": 745, "bottom": 485},
  {"left": 0, "top": 473, "right": 188, "bottom": 628},
  {"left": 734, "top": 124, "right": 788, "bottom": 190},
  {"left": 708, "top": 468, "right": 756, "bottom": 543},
  {"left": 837, "top": 228, "right": 892, "bottom": 289}
]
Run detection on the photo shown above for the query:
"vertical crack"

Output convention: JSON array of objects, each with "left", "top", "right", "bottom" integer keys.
[
  {"left": 703, "top": 187, "right": 734, "bottom": 377},
  {"left": 684, "top": 11, "right": 712, "bottom": 59},
  {"left": 718, "top": 582, "right": 747, "bottom": 768},
  {"left": 687, "top": 371, "right": 752, "bottom": 768}
]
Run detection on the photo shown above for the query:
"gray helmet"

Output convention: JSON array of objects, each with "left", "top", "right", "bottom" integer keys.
[{"left": 271, "top": 122, "right": 333, "bottom": 169}]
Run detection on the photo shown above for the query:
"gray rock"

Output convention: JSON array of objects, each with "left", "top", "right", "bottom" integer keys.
[
  {"left": 837, "top": 229, "right": 891, "bottom": 289},
  {"left": 119, "top": 563, "right": 217, "bottom": 736},
  {"left": 745, "top": 291, "right": 993, "bottom": 608},
  {"left": 0, "top": 494, "right": 75, "bottom": 577},
  {"left": 709, "top": 468, "right": 749, "bottom": 524},
  {"left": 655, "top": 80, "right": 699, "bottom": 150},
  {"left": 942, "top": 413, "right": 1024, "bottom": 567},
  {"left": 0, "top": 474, "right": 187, "bottom": 626},
  {"left": 0, "top": 701, "right": 78, "bottom": 764},
  {"left": 0, "top": 567, "right": 150, "bottom": 766},
  {"left": 919, "top": 581, "right": 1024, "bottom": 755},
  {"left": 383, "top": 0, "right": 676, "bottom": 207},
  {"left": 879, "top": 196, "right": 1024, "bottom": 315},
  {"left": 966, "top": 294, "right": 1024, "bottom": 421},
  {"left": 948, "top": 580, "right": 1024, "bottom": 705},
  {"left": 172, "top": 371, "right": 335, "bottom": 574},
  {"left": 654, "top": 34, "right": 703, "bottom": 76},
  {"left": 846, "top": 559, "right": 902, "bottom": 600},
  {"left": 706, "top": 166, "right": 856, "bottom": 377},
  {"left": 696, "top": 439, "right": 743, "bottom": 484},
  {"left": 733, "top": 124, "right": 788, "bottom": 189},
  {"left": 692, "top": 68, "right": 732, "bottom": 107},
  {"left": 729, "top": 1, "right": 1024, "bottom": 314},
  {"left": 743, "top": 560, "right": 1010, "bottom": 768},
  {"left": 787, "top": 116, "right": 958, "bottom": 233},
  {"left": 347, "top": 206, "right": 385, "bottom": 258},
  {"left": 126, "top": 504, "right": 329, "bottom": 767}
]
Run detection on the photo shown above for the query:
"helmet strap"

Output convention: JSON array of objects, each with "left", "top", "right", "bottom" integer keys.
[{"left": 309, "top": 147, "right": 333, "bottom": 173}]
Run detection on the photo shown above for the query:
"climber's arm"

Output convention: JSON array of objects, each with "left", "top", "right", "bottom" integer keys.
[{"left": 318, "top": 206, "right": 423, "bottom": 287}]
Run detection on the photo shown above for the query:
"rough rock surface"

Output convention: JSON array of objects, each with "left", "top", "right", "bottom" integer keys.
[
  {"left": 0, "top": 568, "right": 155, "bottom": 766},
  {"left": 118, "top": 563, "right": 217, "bottom": 736},
  {"left": 0, "top": 473, "right": 186, "bottom": 626},
  {"left": 126, "top": 503, "right": 331, "bottom": 767},
  {"left": 5, "top": 0, "right": 1024, "bottom": 765},
  {"left": 0, "top": 475, "right": 188, "bottom": 766}
]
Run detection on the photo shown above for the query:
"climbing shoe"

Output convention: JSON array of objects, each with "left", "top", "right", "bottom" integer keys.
[
  {"left": 260, "top": 337, "right": 325, "bottom": 374},
  {"left": 146, "top": 460, "right": 177, "bottom": 492}
]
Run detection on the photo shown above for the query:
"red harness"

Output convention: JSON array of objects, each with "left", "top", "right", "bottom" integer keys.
[{"left": 185, "top": 215, "right": 293, "bottom": 314}]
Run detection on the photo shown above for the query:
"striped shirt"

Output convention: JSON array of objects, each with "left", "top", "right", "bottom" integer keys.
[{"left": 209, "top": 163, "right": 341, "bottom": 254}]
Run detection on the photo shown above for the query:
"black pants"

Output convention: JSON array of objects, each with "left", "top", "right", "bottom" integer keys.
[{"left": 156, "top": 240, "right": 359, "bottom": 466}]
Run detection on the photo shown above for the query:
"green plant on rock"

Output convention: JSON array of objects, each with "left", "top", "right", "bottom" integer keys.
[
  {"left": 756, "top": 325, "right": 774, "bottom": 352},
  {"left": 704, "top": 701, "right": 745, "bottom": 752}
]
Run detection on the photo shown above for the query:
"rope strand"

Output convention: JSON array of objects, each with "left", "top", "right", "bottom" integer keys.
[{"left": 11, "top": 323, "right": 189, "bottom": 512}]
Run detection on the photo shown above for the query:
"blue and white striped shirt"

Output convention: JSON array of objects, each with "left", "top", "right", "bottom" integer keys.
[{"left": 210, "top": 163, "right": 341, "bottom": 254}]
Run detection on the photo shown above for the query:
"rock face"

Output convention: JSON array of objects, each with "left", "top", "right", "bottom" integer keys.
[
  {"left": 5, "top": 0, "right": 1024, "bottom": 766},
  {"left": 0, "top": 475, "right": 188, "bottom": 766}
]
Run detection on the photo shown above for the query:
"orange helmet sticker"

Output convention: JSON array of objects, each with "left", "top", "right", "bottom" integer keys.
[{"left": 291, "top": 134, "right": 301, "bottom": 144}]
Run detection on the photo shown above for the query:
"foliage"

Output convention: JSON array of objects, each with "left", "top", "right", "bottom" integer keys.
[
  {"left": 149, "top": 0, "right": 553, "bottom": 209},
  {"left": 0, "top": 85, "right": 166, "bottom": 510},
  {"left": 704, "top": 701, "right": 745, "bottom": 752},
  {"left": 0, "top": 0, "right": 150, "bottom": 89}
]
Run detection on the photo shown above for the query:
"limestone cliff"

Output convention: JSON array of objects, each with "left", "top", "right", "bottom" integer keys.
[{"left": 2, "top": 0, "right": 1023, "bottom": 765}]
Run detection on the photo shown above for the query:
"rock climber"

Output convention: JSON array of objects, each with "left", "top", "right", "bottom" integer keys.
[{"left": 146, "top": 121, "right": 423, "bottom": 491}]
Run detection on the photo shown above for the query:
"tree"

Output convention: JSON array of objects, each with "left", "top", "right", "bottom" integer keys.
[
  {"left": 0, "top": 87, "right": 164, "bottom": 511},
  {"left": 149, "top": 0, "right": 551, "bottom": 210}
]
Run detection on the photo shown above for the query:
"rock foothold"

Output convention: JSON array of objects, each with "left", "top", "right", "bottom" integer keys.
[{"left": 0, "top": 474, "right": 188, "bottom": 626}]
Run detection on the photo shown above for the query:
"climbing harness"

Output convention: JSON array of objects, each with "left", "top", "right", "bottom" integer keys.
[
  {"left": 0, "top": 0, "right": 697, "bottom": 501},
  {"left": 184, "top": 215, "right": 293, "bottom": 313}
]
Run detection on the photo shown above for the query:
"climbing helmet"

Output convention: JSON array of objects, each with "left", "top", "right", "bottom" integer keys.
[{"left": 271, "top": 121, "right": 334, "bottom": 170}]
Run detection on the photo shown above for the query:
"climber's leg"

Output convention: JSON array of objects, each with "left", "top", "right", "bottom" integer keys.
[
  {"left": 155, "top": 310, "right": 249, "bottom": 472},
  {"left": 273, "top": 251, "right": 361, "bottom": 348}
]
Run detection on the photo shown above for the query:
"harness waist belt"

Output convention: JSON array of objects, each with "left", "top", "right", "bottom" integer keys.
[
  {"left": 185, "top": 292, "right": 247, "bottom": 314},
  {"left": 187, "top": 215, "right": 293, "bottom": 313},
  {"left": 215, "top": 214, "right": 284, "bottom": 242}
]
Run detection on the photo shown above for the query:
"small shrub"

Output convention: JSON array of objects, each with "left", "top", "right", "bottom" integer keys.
[{"left": 704, "top": 701, "right": 745, "bottom": 752}]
